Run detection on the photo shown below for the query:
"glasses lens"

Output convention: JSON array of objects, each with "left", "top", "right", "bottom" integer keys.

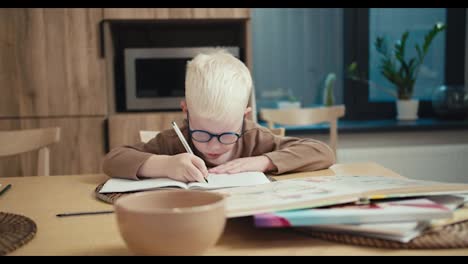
[
  {"left": 191, "top": 131, "right": 212, "bottom": 142},
  {"left": 219, "top": 133, "right": 239, "bottom": 144}
]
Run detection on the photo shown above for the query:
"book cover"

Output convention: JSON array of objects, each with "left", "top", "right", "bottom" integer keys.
[
  {"left": 253, "top": 198, "right": 454, "bottom": 227},
  {"left": 261, "top": 195, "right": 466, "bottom": 243}
]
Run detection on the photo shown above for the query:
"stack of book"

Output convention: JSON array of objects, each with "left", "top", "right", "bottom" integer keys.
[{"left": 208, "top": 174, "right": 468, "bottom": 243}]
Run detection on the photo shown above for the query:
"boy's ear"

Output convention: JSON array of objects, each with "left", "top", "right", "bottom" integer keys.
[
  {"left": 180, "top": 100, "right": 188, "bottom": 113},
  {"left": 244, "top": 107, "right": 252, "bottom": 117}
]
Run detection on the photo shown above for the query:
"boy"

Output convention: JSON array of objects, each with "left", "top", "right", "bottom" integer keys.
[{"left": 102, "top": 50, "right": 335, "bottom": 182}]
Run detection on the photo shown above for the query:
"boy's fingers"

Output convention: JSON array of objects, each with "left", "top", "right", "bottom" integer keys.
[
  {"left": 180, "top": 173, "right": 191, "bottom": 183},
  {"left": 208, "top": 166, "right": 221, "bottom": 173},
  {"left": 217, "top": 162, "right": 238, "bottom": 172},
  {"left": 227, "top": 168, "right": 242, "bottom": 174},
  {"left": 210, "top": 158, "right": 243, "bottom": 173},
  {"left": 214, "top": 162, "right": 232, "bottom": 170},
  {"left": 209, "top": 166, "right": 225, "bottom": 173},
  {"left": 191, "top": 156, "right": 208, "bottom": 177},
  {"left": 225, "top": 164, "right": 244, "bottom": 174},
  {"left": 188, "top": 164, "right": 205, "bottom": 183},
  {"left": 210, "top": 161, "right": 238, "bottom": 173}
]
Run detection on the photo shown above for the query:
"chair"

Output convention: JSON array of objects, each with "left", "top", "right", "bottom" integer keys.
[
  {"left": 0, "top": 127, "right": 61, "bottom": 176},
  {"left": 139, "top": 130, "right": 160, "bottom": 143},
  {"left": 260, "top": 105, "right": 345, "bottom": 156},
  {"left": 269, "top": 127, "right": 285, "bottom": 137}
]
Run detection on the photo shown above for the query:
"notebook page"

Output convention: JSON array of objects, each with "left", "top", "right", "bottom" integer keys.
[
  {"left": 188, "top": 171, "right": 270, "bottom": 190},
  {"left": 215, "top": 175, "right": 468, "bottom": 218},
  {"left": 99, "top": 177, "right": 188, "bottom": 193}
]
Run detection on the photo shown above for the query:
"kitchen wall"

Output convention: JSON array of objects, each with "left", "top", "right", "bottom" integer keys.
[{"left": 298, "top": 130, "right": 468, "bottom": 183}]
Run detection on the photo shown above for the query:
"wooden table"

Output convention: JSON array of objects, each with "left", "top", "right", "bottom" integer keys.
[{"left": 1, "top": 162, "right": 467, "bottom": 255}]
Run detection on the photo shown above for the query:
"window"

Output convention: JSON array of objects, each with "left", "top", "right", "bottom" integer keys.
[
  {"left": 344, "top": 8, "right": 466, "bottom": 120},
  {"left": 251, "top": 8, "right": 344, "bottom": 111}
]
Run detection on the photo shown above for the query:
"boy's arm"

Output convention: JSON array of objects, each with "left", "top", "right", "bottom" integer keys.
[
  {"left": 255, "top": 130, "right": 336, "bottom": 174},
  {"left": 102, "top": 143, "right": 158, "bottom": 180},
  {"left": 102, "top": 129, "right": 179, "bottom": 180},
  {"left": 102, "top": 127, "right": 207, "bottom": 181}
]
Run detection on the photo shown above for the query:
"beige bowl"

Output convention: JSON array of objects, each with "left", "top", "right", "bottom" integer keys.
[{"left": 114, "top": 189, "right": 226, "bottom": 256}]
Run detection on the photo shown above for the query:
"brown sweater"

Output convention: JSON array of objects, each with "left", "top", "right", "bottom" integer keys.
[{"left": 102, "top": 119, "right": 336, "bottom": 180}]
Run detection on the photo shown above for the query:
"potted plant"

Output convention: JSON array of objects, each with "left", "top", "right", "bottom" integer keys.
[
  {"left": 323, "top": 73, "right": 336, "bottom": 106},
  {"left": 347, "top": 22, "right": 446, "bottom": 120}
]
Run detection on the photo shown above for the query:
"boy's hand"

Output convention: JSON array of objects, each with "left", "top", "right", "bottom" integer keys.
[
  {"left": 168, "top": 153, "right": 208, "bottom": 183},
  {"left": 208, "top": 156, "right": 276, "bottom": 174}
]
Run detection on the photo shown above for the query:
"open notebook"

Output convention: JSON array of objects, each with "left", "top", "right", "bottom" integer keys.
[{"left": 99, "top": 171, "right": 271, "bottom": 193}]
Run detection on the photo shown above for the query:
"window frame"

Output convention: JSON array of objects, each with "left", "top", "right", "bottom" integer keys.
[{"left": 343, "top": 8, "right": 466, "bottom": 120}]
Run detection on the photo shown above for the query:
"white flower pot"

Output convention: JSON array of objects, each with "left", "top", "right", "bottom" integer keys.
[
  {"left": 396, "top": 99, "right": 419, "bottom": 121},
  {"left": 277, "top": 101, "right": 301, "bottom": 109}
]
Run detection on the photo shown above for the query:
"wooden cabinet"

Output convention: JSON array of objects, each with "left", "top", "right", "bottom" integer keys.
[
  {"left": 0, "top": 117, "right": 106, "bottom": 177},
  {"left": 108, "top": 112, "right": 185, "bottom": 149},
  {"left": 103, "top": 8, "right": 250, "bottom": 20},
  {"left": 0, "top": 8, "right": 253, "bottom": 176},
  {"left": 0, "top": 8, "right": 106, "bottom": 118}
]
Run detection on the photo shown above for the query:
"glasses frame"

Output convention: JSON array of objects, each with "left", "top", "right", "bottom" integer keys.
[{"left": 186, "top": 112, "right": 244, "bottom": 145}]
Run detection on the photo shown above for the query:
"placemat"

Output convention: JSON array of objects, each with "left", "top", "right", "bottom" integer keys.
[
  {"left": 94, "top": 182, "right": 133, "bottom": 204},
  {"left": 294, "top": 220, "right": 468, "bottom": 249},
  {"left": 0, "top": 212, "right": 37, "bottom": 255}
]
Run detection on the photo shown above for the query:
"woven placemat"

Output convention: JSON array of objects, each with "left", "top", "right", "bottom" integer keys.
[
  {"left": 94, "top": 182, "right": 133, "bottom": 204},
  {"left": 294, "top": 220, "right": 468, "bottom": 249},
  {"left": 0, "top": 212, "right": 37, "bottom": 255}
]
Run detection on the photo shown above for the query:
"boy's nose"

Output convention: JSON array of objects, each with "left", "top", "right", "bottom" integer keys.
[{"left": 206, "top": 137, "right": 222, "bottom": 150}]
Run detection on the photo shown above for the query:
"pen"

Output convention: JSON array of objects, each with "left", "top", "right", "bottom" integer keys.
[
  {"left": 172, "top": 121, "right": 193, "bottom": 155},
  {"left": 56, "top": 210, "right": 115, "bottom": 217},
  {"left": 0, "top": 184, "right": 11, "bottom": 197},
  {"left": 171, "top": 121, "right": 208, "bottom": 183}
]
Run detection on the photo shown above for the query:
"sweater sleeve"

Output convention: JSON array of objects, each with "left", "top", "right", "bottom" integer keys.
[
  {"left": 257, "top": 130, "right": 336, "bottom": 175},
  {"left": 101, "top": 143, "right": 153, "bottom": 180},
  {"left": 101, "top": 130, "right": 181, "bottom": 180}
]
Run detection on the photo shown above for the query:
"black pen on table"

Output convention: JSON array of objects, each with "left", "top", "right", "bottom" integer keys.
[
  {"left": 56, "top": 210, "right": 114, "bottom": 217},
  {"left": 0, "top": 184, "right": 11, "bottom": 196},
  {"left": 171, "top": 121, "right": 208, "bottom": 183}
]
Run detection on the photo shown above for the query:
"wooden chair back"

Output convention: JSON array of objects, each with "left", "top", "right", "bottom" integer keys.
[
  {"left": 0, "top": 127, "right": 61, "bottom": 176},
  {"left": 269, "top": 127, "right": 286, "bottom": 137},
  {"left": 260, "top": 105, "right": 345, "bottom": 155},
  {"left": 139, "top": 130, "right": 160, "bottom": 143}
]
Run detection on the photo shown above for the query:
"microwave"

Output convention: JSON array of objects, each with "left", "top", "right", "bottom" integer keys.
[{"left": 123, "top": 46, "right": 240, "bottom": 111}]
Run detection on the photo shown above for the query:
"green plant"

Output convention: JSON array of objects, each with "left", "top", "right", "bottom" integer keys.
[
  {"left": 323, "top": 73, "right": 336, "bottom": 106},
  {"left": 347, "top": 22, "right": 446, "bottom": 100},
  {"left": 286, "top": 88, "right": 299, "bottom": 102}
]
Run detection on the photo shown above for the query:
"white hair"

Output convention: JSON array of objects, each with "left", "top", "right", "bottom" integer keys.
[{"left": 185, "top": 49, "right": 252, "bottom": 121}]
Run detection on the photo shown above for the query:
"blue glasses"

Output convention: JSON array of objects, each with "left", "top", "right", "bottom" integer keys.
[{"left": 187, "top": 113, "right": 244, "bottom": 145}]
